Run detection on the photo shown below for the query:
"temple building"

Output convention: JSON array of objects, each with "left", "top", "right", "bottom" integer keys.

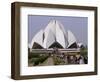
[{"left": 30, "top": 20, "right": 78, "bottom": 49}]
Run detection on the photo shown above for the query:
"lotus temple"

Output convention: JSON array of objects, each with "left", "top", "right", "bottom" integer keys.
[{"left": 29, "top": 20, "right": 81, "bottom": 52}]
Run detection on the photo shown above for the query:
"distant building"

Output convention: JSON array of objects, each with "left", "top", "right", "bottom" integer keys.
[{"left": 30, "top": 20, "right": 78, "bottom": 49}]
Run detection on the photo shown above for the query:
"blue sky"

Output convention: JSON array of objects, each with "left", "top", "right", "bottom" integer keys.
[{"left": 28, "top": 15, "right": 88, "bottom": 45}]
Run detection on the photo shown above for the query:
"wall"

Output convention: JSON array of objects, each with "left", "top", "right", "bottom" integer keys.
[{"left": 0, "top": 0, "right": 100, "bottom": 82}]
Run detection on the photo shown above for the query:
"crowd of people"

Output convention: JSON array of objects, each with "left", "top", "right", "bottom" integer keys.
[
  {"left": 50, "top": 48, "right": 88, "bottom": 64},
  {"left": 66, "top": 55, "right": 87, "bottom": 64},
  {"left": 55, "top": 53, "right": 88, "bottom": 64}
]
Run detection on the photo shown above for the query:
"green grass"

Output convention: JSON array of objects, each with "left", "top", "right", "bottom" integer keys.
[{"left": 28, "top": 53, "right": 49, "bottom": 66}]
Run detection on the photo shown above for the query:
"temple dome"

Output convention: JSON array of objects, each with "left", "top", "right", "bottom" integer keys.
[{"left": 30, "top": 20, "right": 77, "bottom": 49}]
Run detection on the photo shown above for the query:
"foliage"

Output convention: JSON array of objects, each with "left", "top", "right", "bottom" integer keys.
[
  {"left": 28, "top": 53, "right": 49, "bottom": 66},
  {"left": 53, "top": 56, "right": 64, "bottom": 65},
  {"left": 80, "top": 45, "right": 88, "bottom": 56},
  {"left": 80, "top": 45, "right": 88, "bottom": 63}
]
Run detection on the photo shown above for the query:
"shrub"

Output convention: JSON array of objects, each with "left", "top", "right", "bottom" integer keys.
[
  {"left": 28, "top": 53, "right": 49, "bottom": 66},
  {"left": 28, "top": 53, "right": 40, "bottom": 59}
]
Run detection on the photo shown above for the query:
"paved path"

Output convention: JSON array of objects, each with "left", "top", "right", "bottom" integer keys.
[{"left": 39, "top": 57, "right": 54, "bottom": 66}]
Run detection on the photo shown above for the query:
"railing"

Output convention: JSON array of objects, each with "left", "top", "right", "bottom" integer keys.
[{"left": 30, "top": 48, "right": 80, "bottom": 54}]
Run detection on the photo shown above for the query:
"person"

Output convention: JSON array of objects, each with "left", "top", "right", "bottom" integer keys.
[
  {"left": 67, "top": 55, "right": 70, "bottom": 64},
  {"left": 84, "top": 56, "right": 88, "bottom": 64},
  {"left": 65, "top": 55, "right": 68, "bottom": 64},
  {"left": 69, "top": 55, "right": 76, "bottom": 64},
  {"left": 76, "top": 56, "right": 84, "bottom": 64},
  {"left": 79, "top": 56, "right": 84, "bottom": 64}
]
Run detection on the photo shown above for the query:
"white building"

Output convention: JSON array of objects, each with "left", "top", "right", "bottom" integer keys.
[{"left": 30, "top": 20, "right": 77, "bottom": 49}]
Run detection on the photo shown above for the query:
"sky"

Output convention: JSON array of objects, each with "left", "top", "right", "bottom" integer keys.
[{"left": 28, "top": 15, "right": 88, "bottom": 45}]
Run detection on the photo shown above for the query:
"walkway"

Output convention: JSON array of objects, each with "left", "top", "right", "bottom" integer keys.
[{"left": 39, "top": 57, "right": 54, "bottom": 66}]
